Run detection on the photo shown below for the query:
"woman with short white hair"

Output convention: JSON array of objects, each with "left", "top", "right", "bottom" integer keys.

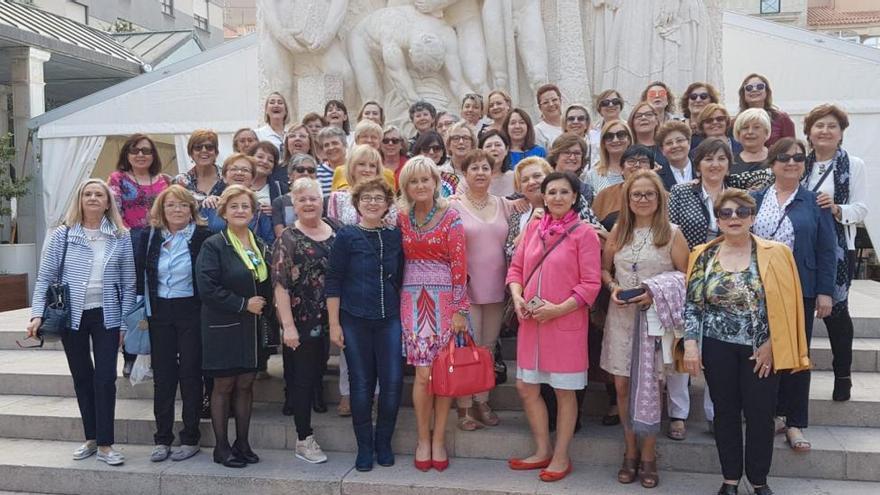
[{"left": 732, "top": 108, "right": 772, "bottom": 175}]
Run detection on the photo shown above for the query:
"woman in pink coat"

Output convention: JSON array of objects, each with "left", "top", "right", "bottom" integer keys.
[{"left": 506, "top": 171, "right": 602, "bottom": 482}]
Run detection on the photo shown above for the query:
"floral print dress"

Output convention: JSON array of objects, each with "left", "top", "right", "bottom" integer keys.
[
  {"left": 399, "top": 208, "right": 469, "bottom": 366},
  {"left": 108, "top": 171, "right": 170, "bottom": 229}
]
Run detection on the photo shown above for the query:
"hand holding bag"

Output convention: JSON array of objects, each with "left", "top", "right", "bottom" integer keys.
[
  {"left": 124, "top": 228, "right": 153, "bottom": 355},
  {"left": 38, "top": 227, "right": 72, "bottom": 343},
  {"left": 430, "top": 333, "right": 495, "bottom": 397}
]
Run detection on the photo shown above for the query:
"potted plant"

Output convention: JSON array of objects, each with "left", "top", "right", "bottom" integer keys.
[{"left": 0, "top": 132, "right": 32, "bottom": 311}]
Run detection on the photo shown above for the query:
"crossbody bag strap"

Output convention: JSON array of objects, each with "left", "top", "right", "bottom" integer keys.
[
  {"left": 144, "top": 227, "right": 155, "bottom": 318},
  {"left": 57, "top": 226, "right": 70, "bottom": 284},
  {"left": 523, "top": 222, "right": 581, "bottom": 289},
  {"left": 769, "top": 200, "right": 797, "bottom": 238},
  {"left": 810, "top": 164, "right": 834, "bottom": 193}
]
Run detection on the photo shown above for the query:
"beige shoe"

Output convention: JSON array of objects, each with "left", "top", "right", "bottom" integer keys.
[
  {"left": 337, "top": 395, "right": 351, "bottom": 417},
  {"left": 473, "top": 401, "right": 500, "bottom": 427}
]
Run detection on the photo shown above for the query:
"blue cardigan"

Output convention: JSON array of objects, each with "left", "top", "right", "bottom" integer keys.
[{"left": 752, "top": 186, "right": 836, "bottom": 298}]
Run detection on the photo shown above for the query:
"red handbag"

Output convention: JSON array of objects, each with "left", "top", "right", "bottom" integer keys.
[{"left": 430, "top": 334, "right": 495, "bottom": 397}]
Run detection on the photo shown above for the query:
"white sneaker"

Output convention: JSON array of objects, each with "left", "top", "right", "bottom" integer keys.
[
  {"left": 295, "top": 435, "right": 328, "bottom": 464},
  {"left": 97, "top": 447, "right": 125, "bottom": 466},
  {"left": 72, "top": 440, "right": 97, "bottom": 460}
]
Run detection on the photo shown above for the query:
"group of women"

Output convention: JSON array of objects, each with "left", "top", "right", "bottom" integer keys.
[{"left": 26, "top": 74, "right": 868, "bottom": 495}]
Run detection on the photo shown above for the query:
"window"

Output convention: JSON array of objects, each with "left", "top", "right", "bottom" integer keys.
[
  {"left": 193, "top": 0, "right": 209, "bottom": 31},
  {"left": 161, "top": 0, "right": 173, "bottom": 17},
  {"left": 194, "top": 14, "right": 208, "bottom": 31},
  {"left": 760, "top": 0, "right": 781, "bottom": 14}
]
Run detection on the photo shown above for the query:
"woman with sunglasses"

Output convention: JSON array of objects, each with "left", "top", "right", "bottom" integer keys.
[
  {"left": 683, "top": 189, "right": 808, "bottom": 495},
  {"left": 640, "top": 82, "right": 677, "bottom": 124},
  {"left": 738, "top": 73, "right": 794, "bottom": 147},
  {"left": 601, "top": 170, "right": 689, "bottom": 488},
  {"left": 256, "top": 92, "right": 289, "bottom": 153},
  {"left": 380, "top": 125, "right": 408, "bottom": 184},
  {"left": 413, "top": 131, "right": 461, "bottom": 196},
  {"left": 589, "top": 90, "right": 624, "bottom": 152},
  {"left": 586, "top": 121, "right": 632, "bottom": 194},
  {"left": 679, "top": 82, "right": 721, "bottom": 135},
  {"left": 271, "top": 155, "right": 318, "bottom": 243},
  {"left": 107, "top": 134, "right": 171, "bottom": 236},
  {"left": 174, "top": 129, "right": 222, "bottom": 206},
  {"left": 752, "top": 138, "right": 836, "bottom": 454},
  {"left": 693, "top": 104, "right": 742, "bottom": 156},
  {"left": 801, "top": 104, "right": 868, "bottom": 403},
  {"left": 504, "top": 108, "right": 547, "bottom": 170}
]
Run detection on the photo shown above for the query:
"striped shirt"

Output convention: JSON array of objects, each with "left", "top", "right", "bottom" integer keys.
[
  {"left": 316, "top": 163, "right": 335, "bottom": 196},
  {"left": 31, "top": 218, "right": 136, "bottom": 332}
]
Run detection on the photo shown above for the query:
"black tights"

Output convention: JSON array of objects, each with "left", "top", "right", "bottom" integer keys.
[{"left": 211, "top": 372, "right": 256, "bottom": 454}]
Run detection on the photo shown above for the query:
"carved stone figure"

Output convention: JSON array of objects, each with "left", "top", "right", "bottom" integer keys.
[{"left": 482, "top": 0, "right": 549, "bottom": 98}]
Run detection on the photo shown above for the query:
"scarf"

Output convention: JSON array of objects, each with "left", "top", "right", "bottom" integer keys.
[
  {"left": 629, "top": 308, "right": 662, "bottom": 435},
  {"left": 227, "top": 228, "right": 268, "bottom": 282},
  {"left": 804, "top": 148, "right": 851, "bottom": 311},
  {"left": 538, "top": 209, "right": 577, "bottom": 240}
]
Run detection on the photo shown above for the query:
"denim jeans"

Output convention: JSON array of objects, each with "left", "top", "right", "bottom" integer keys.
[{"left": 340, "top": 310, "right": 403, "bottom": 466}]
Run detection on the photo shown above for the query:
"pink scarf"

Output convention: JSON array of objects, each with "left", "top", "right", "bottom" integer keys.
[{"left": 538, "top": 209, "right": 577, "bottom": 239}]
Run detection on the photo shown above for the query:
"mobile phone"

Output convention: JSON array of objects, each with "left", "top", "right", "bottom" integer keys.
[
  {"left": 525, "top": 296, "right": 545, "bottom": 312},
  {"left": 617, "top": 288, "right": 646, "bottom": 302}
]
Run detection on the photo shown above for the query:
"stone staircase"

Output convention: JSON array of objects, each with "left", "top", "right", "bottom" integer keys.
[{"left": 1, "top": 281, "right": 880, "bottom": 494}]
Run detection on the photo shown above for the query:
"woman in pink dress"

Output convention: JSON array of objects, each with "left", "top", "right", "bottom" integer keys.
[
  {"left": 449, "top": 149, "right": 512, "bottom": 431},
  {"left": 397, "top": 156, "right": 469, "bottom": 472}
]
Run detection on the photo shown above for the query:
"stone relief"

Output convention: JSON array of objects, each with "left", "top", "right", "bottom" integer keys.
[{"left": 257, "top": 0, "right": 722, "bottom": 122}]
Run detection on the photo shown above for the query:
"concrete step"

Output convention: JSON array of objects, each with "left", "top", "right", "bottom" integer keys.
[
  {"left": 1, "top": 439, "right": 878, "bottom": 495},
  {"left": 0, "top": 396, "right": 879, "bottom": 481},
  {"left": 1, "top": 350, "right": 878, "bottom": 427}
]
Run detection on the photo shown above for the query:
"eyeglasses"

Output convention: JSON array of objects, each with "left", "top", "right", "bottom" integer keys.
[
  {"left": 717, "top": 206, "right": 755, "bottom": 220},
  {"left": 629, "top": 191, "right": 658, "bottom": 202},
  {"left": 423, "top": 145, "right": 443, "bottom": 153},
  {"left": 359, "top": 195, "right": 387, "bottom": 204},
  {"left": 633, "top": 111, "right": 656, "bottom": 120},
  {"left": 382, "top": 138, "right": 402, "bottom": 145},
  {"left": 292, "top": 166, "right": 316, "bottom": 174},
  {"left": 128, "top": 146, "right": 154, "bottom": 156},
  {"left": 193, "top": 143, "right": 216, "bottom": 152},
  {"left": 662, "top": 137, "right": 689, "bottom": 147},
  {"left": 603, "top": 130, "right": 630, "bottom": 142},
  {"left": 623, "top": 157, "right": 652, "bottom": 169},
  {"left": 703, "top": 116, "right": 728, "bottom": 125},
  {"left": 775, "top": 153, "right": 806, "bottom": 163},
  {"left": 449, "top": 135, "right": 472, "bottom": 143},
  {"left": 689, "top": 92, "right": 711, "bottom": 101},
  {"left": 561, "top": 150, "right": 583, "bottom": 158},
  {"left": 599, "top": 98, "right": 623, "bottom": 108},
  {"left": 647, "top": 89, "right": 667, "bottom": 99},
  {"left": 228, "top": 166, "right": 253, "bottom": 174},
  {"left": 743, "top": 83, "right": 767, "bottom": 92},
  {"left": 566, "top": 115, "right": 587, "bottom": 123}
]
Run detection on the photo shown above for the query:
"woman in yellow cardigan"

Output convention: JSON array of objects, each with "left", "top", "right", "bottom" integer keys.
[{"left": 682, "top": 188, "right": 808, "bottom": 495}]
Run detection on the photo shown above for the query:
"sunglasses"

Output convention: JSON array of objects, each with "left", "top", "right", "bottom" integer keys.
[
  {"left": 743, "top": 83, "right": 767, "bottom": 92},
  {"left": 647, "top": 89, "right": 667, "bottom": 99},
  {"left": 423, "top": 145, "right": 443, "bottom": 153},
  {"left": 193, "top": 143, "right": 216, "bottom": 152},
  {"left": 293, "top": 166, "right": 317, "bottom": 174},
  {"left": 382, "top": 138, "right": 402, "bottom": 145},
  {"left": 566, "top": 115, "right": 587, "bottom": 123},
  {"left": 717, "top": 206, "right": 754, "bottom": 220},
  {"left": 599, "top": 98, "right": 623, "bottom": 108},
  {"left": 775, "top": 153, "right": 806, "bottom": 163},
  {"left": 703, "top": 116, "right": 728, "bottom": 125},
  {"left": 128, "top": 146, "right": 154, "bottom": 156},
  {"left": 603, "top": 130, "right": 630, "bottom": 142},
  {"left": 689, "top": 92, "right": 710, "bottom": 101}
]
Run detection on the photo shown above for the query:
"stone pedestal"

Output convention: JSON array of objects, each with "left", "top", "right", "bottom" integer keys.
[{"left": 295, "top": 74, "right": 343, "bottom": 120}]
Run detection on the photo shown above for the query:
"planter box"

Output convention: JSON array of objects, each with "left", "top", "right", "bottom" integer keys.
[
  {"left": 0, "top": 243, "right": 36, "bottom": 304},
  {"left": 0, "top": 273, "right": 27, "bottom": 311}
]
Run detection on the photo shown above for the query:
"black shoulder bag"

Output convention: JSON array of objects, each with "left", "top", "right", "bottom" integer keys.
[{"left": 23, "top": 227, "right": 72, "bottom": 347}]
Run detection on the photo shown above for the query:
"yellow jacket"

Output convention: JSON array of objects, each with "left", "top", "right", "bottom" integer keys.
[
  {"left": 331, "top": 166, "right": 397, "bottom": 192},
  {"left": 687, "top": 235, "right": 810, "bottom": 372}
]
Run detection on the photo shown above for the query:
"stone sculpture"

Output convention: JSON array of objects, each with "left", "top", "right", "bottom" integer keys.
[{"left": 482, "top": 0, "right": 549, "bottom": 98}]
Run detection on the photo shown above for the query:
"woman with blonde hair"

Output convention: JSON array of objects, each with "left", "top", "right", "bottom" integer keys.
[
  {"left": 732, "top": 108, "right": 772, "bottom": 175},
  {"left": 331, "top": 138, "right": 396, "bottom": 192},
  {"left": 256, "top": 92, "right": 289, "bottom": 152},
  {"left": 586, "top": 120, "right": 633, "bottom": 193},
  {"left": 481, "top": 89, "right": 512, "bottom": 137},
  {"left": 26, "top": 178, "right": 135, "bottom": 465},
  {"left": 397, "top": 156, "right": 469, "bottom": 471}
]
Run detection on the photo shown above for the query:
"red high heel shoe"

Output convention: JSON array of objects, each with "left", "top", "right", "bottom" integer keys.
[
  {"left": 414, "top": 458, "right": 432, "bottom": 472},
  {"left": 508, "top": 457, "right": 552, "bottom": 470},
  {"left": 432, "top": 458, "right": 449, "bottom": 471},
  {"left": 539, "top": 462, "right": 572, "bottom": 482}
]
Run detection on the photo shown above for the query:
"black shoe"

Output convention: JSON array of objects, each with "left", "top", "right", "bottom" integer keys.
[
  {"left": 282, "top": 402, "right": 294, "bottom": 416},
  {"left": 716, "top": 483, "right": 738, "bottom": 495},
  {"left": 313, "top": 387, "right": 327, "bottom": 413},
  {"left": 122, "top": 360, "right": 134, "bottom": 378},
  {"left": 200, "top": 396, "right": 211, "bottom": 419},
  {"left": 602, "top": 413, "right": 621, "bottom": 426},
  {"left": 213, "top": 448, "right": 246, "bottom": 468},
  {"left": 833, "top": 377, "right": 852, "bottom": 401},
  {"left": 232, "top": 443, "right": 260, "bottom": 464},
  {"left": 753, "top": 485, "right": 774, "bottom": 495}
]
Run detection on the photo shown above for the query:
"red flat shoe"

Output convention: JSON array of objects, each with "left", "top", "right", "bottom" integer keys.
[
  {"left": 432, "top": 458, "right": 449, "bottom": 471},
  {"left": 414, "top": 458, "right": 432, "bottom": 472},
  {"left": 508, "top": 457, "right": 552, "bottom": 470},
  {"left": 539, "top": 462, "right": 573, "bottom": 482}
]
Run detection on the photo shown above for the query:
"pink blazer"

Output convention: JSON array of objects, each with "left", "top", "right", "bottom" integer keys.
[{"left": 506, "top": 218, "right": 602, "bottom": 373}]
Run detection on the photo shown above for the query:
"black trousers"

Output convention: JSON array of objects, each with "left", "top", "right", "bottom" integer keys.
[
  {"left": 703, "top": 337, "right": 780, "bottom": 486},
  {"left": 776, "top": 297, "right": 815, "bottom": 428},
  {"left": 149, "top": 297, "right": 203, "bottom": 446},
  {"left": 823, "top": 251, "right": 857, "bottom": 378},
  {"left": 62, "top": 308, "right": 120, "bottom": 446},
  {"left": 282, "top": 338, "right": 324, "bottom": 440}
]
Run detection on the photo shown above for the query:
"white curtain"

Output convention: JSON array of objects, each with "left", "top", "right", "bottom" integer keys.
[
  {"left": 40, "top": 136, "right": 106, "bottom": 228},
  {"left": 174, "top": 134, "right": 192, "bottom": 174}
]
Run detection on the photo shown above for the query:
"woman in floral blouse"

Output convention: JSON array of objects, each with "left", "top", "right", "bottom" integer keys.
[
  {"left": 108, "top": 134, "right": 171, "bottom": 232},
  {"left": 271, "top": 177, "right": 340, "bottom": 466}
]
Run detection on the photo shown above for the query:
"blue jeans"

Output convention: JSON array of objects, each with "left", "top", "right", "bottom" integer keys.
[{"left": 340, "top": 311, "right": 403, "bottom": 466}]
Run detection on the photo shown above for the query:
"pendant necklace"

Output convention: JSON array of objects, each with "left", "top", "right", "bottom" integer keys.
[{"left": 629, "top": 227, "right": 653, "bottom": 286}]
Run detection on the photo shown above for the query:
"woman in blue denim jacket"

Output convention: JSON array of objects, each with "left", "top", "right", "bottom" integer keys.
[{"left": 326, "top": 177, "right": 404, "bottom": 472}]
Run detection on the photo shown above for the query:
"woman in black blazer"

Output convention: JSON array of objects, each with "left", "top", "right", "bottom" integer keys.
[
  {"left": 136, "top": 185, "right": 212, "bottom": 463},
  {"left": 196, "top": 185, "right": 273, "bottom": 468}
]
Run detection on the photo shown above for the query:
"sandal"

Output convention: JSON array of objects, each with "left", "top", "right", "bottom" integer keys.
[
  {"left": 785, "top": 427, "right": 811, "bottom": 452},
  {"left": 617, "top": 456, "right": 639, "bottom": 484},
  {"left": 639, "top": 459, "right": 659, "bottom": 488},
  {"left": 666, "top": 419, "right": 686, "bottom": 441},
  {"left": 774, "top": 416, "right": 787, "bottom": 435},
  {"left": 457, "top": 407, "right": 484, "bottom": 431},
  {"left": 473, "top": 401, "right": 500, "bottom": 427}
]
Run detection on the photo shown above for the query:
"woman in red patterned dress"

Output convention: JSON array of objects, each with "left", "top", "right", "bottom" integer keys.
[{"left": 397, "top": 156, "right": 470, "bottom": 472}]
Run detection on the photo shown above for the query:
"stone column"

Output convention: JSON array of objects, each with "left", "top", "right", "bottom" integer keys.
[
  {"left": 541, "top": 0, "right": 591, "bottom": 108},
  {"left": 0, "top": 85, "right": 9, "bottom": 137}
]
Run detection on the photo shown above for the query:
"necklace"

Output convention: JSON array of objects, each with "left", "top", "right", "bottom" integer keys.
[
  {"left": 466, "top": 192, "right": 490, "bottom": 210},
  {"left": 409, "top": 203, "right": 438, "bottom": 231},
  {"left": 356, "top": 223, "right": 384, "bottom": 232},
  {"left": 628, "top": 227, "right": 653, "bottom": 286}
]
